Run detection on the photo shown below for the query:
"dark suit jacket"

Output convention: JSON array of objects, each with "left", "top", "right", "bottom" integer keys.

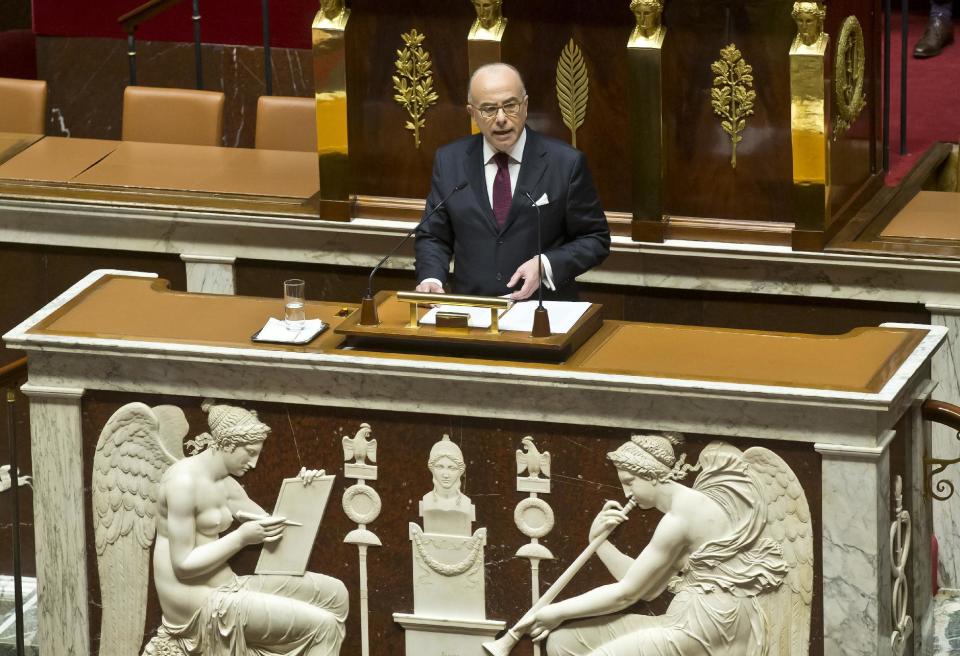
[{"left": 414, "top": 128, "right": 610, "bottom": 301}]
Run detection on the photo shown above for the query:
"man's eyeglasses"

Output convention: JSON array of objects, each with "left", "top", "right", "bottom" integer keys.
[{"left": 473, "top": 98, "right": 525, "bottom": 120}]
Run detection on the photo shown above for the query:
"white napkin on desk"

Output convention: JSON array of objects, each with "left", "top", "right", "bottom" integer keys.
[{"left": 254, "top": 317, "right": 326, "bottom": 344}]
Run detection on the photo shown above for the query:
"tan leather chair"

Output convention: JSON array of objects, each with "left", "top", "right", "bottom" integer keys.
[
  {"left": 121, "top": 85, "right": 225, "bottom": 146},
  {"left": 254, "top": 95, "right": 317, "bottom": 152},
  {"left": 0, "top": 77, "right": 47, "bottom": 134}
]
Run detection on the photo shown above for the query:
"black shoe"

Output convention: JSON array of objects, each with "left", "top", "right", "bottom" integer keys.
[{"left": 914, "top": 16, "right": 954, "bottom": 58}]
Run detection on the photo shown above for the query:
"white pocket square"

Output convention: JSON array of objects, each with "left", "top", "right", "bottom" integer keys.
[{"left": 535, "top": 193, "right": 549, "bottom": 207}]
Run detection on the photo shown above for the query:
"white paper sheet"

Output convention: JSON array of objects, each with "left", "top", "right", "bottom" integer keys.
[
  {"left": 498, "top": 301, "right": 591, "bottom": 334},
  {"left": 254, "top": 317, "right": 327, "bottom": 344}
]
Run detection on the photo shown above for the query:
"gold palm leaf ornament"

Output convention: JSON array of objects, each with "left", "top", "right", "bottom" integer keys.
[
  {"left": 711, "top": 44, "right": 756, "bottom": 168},
  {"left": 555, "top": 39, "right": 589, "bottom": 148},
  {"left": 393, "top": 29, "right": 440, "bottom": 149}
]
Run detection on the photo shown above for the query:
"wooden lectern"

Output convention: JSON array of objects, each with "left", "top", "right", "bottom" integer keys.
[{"left": 336, "top": 291, "right": 603, "bottom": 361}]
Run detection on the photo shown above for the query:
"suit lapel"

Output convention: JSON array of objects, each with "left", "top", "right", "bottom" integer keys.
[
  {"left": 503, "top": 128, "right": 548, "bottom": 235},
  {"left": 463, "top": 136, "right": 500, "bottom": 236}
]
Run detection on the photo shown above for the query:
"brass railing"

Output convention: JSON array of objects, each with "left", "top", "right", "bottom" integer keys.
[
  {"left": 118, "top": 0, "right": 203, "bottom": 89},
  {"left": 923, "top": 400, "right": 960, "bottom": 500}
]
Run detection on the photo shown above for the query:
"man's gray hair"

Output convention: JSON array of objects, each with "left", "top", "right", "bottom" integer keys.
[{"left": 467, "top": 63, "right": 527, "bottom": 104}]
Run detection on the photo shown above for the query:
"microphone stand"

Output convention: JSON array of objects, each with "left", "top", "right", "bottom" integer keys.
[
  {"left": 359, "top": 181, "right": 467, "bottom": 326},
  {"left": 524, "top": 191, "right": 550, "bottom": 338}
]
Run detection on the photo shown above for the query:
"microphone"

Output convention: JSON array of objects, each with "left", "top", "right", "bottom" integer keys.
[
  {"left": 523, "top": 190, "right": 551, "bottom": 337},
  {"left": 359, "top": 181, "right": 468, "bottom": 326}
]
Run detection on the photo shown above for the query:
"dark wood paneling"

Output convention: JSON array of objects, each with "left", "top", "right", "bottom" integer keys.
[{"left": 81, "top": 391, "right": 824, "bottom": 655}]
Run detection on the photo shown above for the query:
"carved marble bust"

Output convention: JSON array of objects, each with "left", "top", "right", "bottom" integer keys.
[
  {"left": 420, "top": 435, "right": 475, "bottom": 535},
  {"left": 792, "top": 1, "right": 826, "bottom": 47},
  {"left": 630, "top": 0, "right": 664, "bottom": 40}
]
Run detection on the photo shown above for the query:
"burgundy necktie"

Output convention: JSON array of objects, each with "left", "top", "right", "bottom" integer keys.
[{"left": 492, "top": 151, "right": 512, "bottom": 229}]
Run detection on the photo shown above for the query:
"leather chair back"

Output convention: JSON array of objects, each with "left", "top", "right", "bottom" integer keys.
[
  {"left": 122, "top": 85, "right": 224, "bottom": 146},
  {"left": 0, "top": 77, "right": 47, "bottom": 134},
  {"left": 254, "top": 95, "right": 317, "bottom": 152}
]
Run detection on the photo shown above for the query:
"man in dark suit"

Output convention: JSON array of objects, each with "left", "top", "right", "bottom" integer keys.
[{"left": 414, "top": 63, "right": 610, "bottom": 301}]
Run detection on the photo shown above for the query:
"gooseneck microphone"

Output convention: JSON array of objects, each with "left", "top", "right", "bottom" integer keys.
[
  {"left": 523, "top": 190, "right": 551, "bottom": 337},
  {"left": 359, "top": 181, "right": 468, "bottom": 326}
]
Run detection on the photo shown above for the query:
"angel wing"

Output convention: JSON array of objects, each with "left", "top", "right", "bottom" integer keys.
[
  {"left": 367, "top": 437, "right": 378, "bottom": 463},
  {"left": 92, "top": 403, "right": 187, "bottom": 656},
  {"left": 743, "top": 446, "right": 814, "bottom": 656},
  {"left": 516, "top": 448, "right": 526, "bottom": 475},
  {"left": 342, "top": 435, "right": 355, "bottom": 463},
  {"left": 540, "top": 450, "right": 551, "bottom": 479}
]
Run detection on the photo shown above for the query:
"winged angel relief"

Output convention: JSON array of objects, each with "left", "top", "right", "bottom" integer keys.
[
  {"left": 518, "top": 434, "right": 813, "bottom": 656},
  {"left": 92, "top": 400, "right": 347, "bottom": 656}
]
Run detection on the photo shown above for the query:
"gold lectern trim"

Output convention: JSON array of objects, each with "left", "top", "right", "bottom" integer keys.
[
  {"left": 393, "top": 29, "right": 440, "bottom": 149},
  {"left": 711, "top": 44, "right": 756, "bottom": 169},
  {"left": 555, "top": 39, "right": 589, "bottom": 148},
  {"left": 833, "top": 15, "right": 866, "bottom": 140}
]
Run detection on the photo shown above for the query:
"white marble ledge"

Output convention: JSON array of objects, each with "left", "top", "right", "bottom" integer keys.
[{"left": 3, "top": 270, "right": 946, "bottom": 411}]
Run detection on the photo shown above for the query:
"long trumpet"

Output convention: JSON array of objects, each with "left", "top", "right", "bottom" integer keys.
[{"left": 482, "top": 496, "right": 639, "bottom": 656}]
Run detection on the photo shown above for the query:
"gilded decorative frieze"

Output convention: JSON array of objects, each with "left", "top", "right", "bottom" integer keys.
[
  {"left": 834, "top": 15, "right": 866, "bottom": 139},
  {"left": 393, "top": 29, "right": 440, "bottom": 149},
  {"left": 711, "top": 44, "right": 756, "bottom": 169},
  {"left": 555, "top": 39, "right": 589, "bottom": 148}
]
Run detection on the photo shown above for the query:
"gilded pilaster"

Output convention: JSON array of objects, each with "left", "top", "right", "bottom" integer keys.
[{"left": 312, "top": 1, "right": 352, "bottom": 220}]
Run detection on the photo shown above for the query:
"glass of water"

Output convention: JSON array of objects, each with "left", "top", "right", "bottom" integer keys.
[{"left": 283, "top": 279, "right": 306, "bottom": 330}]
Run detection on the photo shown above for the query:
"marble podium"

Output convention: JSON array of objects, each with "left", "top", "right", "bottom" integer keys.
[{"left": 2, "top": 269, "right": 949, "bottom": 656}]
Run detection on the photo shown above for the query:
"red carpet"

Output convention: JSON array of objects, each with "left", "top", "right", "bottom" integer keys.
[{"left": 887, "top": 11, "right": 960, "bottom": 185}]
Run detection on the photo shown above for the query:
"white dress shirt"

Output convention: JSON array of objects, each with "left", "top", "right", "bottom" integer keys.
[{"left": 421, "top": 128, "right": 555, "bottom": 292}]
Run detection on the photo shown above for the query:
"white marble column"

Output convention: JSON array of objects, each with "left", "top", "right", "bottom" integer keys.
[
  {"left": 20, "top": 383, "right": 89, "bottom": 656},
  {"left": 180, "top": 253, "right": 236, "bottom": 294},
  {"left": 927, "top": 306, "right": 960, "bottom": 589},
  {"left": 906, "top": 387, "right": 936, "bottom": 656},
  {"left": 817, "top": 436, "right": 894, "bottom": 656}
]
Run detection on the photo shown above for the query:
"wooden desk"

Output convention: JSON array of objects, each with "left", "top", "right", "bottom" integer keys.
[
  {"left": 72, "top": 140, "right": 319, "bottom": 199},
  {"left": 0, "top": 136, "right": 319, "bottom": 211},
  {"left": 0, "top": 136, "right": 118, "bottom": 183},
  {"left": 33, "top": 274, "right": 926, "bottom": 394},
  {"left": 0, "top": 132, "right": 42, "bottom": 165},
  {"left": 880, "top": 191, "right": 960, "bottom": 241}
]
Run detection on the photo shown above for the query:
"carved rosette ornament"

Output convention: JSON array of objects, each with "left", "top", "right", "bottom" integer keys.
[
  {"left": 556, "top": 39, "right": 590, "bottom": 148},
  {"left": 393, "top": 29, "right": 440, "bottom": 149},
  {"left": 834, "top": 15, "right": 866, "bottom": 139},
  {"left": 711, "top": 44, "right": 756, "bottom": 168}
]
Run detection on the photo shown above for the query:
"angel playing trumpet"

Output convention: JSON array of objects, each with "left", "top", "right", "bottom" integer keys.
[{"left": 485, "top": 433, "right": 813, "bottom": 656}]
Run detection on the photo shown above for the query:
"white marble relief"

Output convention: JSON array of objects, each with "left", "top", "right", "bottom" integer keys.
[
  {"left": 394, "top": 435, "right": 504, "bottom": 654},
  {"left": 494, "top": 434, "right": 813, "bottom": 656},
  {"left": 181, "top": 254, "right": 236, "bottom": 295},
  {"left": 93, "top": 399, "right": 347, "bottom": 656},
  {"left": 514, "top": 436, "right": 555, "bottom": 656},
  {"left": 341, "top": 423, "right": 382, "bottom": 656},
  {"left": 890, "top": 476, "right": 913, "bottom": 655}
]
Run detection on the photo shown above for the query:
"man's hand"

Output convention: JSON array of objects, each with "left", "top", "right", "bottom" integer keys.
[
  {"left": 507, "top": 256, "right": 542, "bottom": 300},
  {"left": 415, "top": 280, "right": 445, "bottom": 294}
]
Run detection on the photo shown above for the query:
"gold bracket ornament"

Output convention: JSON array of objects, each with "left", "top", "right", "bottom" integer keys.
[
  {"left": 393, "top": 29, "right": 440, "bottom": 149},
  {"left": 834, "top": 15, "right": 866, "bottom": 139},
  {"left": 711, "top": 44, "right": 756, "bottom": 169},
  {"left": 556, "top": 39, "right": 589, "bottom": 148}
]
